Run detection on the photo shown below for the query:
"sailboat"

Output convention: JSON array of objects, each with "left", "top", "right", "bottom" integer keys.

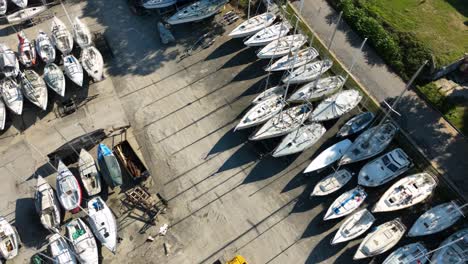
[
  {"left": 311, "top": 169, "right": 353, "bottom": 196},
  {"left": 336, "top": 112, "right": 374, "bottom": 137},
  {"left": 97, "top": 143, "right": 123, "bottom": 188},
  {"left": 235, "top": 95, "right": 285, "bottom": 130},
  {"left": 383, "top": 243, "right": 428, "bottom": 264},
  {"left": 331, "top": 208, "right": 375, "bottom": 244},
  {"left": 309, "top": 89, "right": 362, "bottom": 122},
  {"left": 78, "top": 149, "right": 101, "bottom": 196},
  {"left": 266, "top": 47, "right": 319, "bottom": 72},
  {"left": 244, "top": 22, "right": 290, "bottom": 46},
  {"left": 229, "top": 12, "right": 276, "bottom": 38},
  {"left": 142, "top": 0, "right": 177, "bottom": 9},
  {"left": 249, "top": 104, "right": 312, "bottom": 141},
  {"left": 17, "top": 31, "right": 37, "bottom": 67},
  {"left": 34, "top": 175, "right": 61, "bottom": 231},
  {"left": 81, "top": 46, "right": 104, "bottom": 82},
  {"left": 303, "top": 139, "right": 352, "bottom": 173},
  {"left": 282, "top": 59, "right": 333, "bottom": 84},
  {"left": 73, "top": 17, "right": 93, "bottom": 48},
  {"left": 288, "top": 76, "right": 345, "bottom": 103},
  {"left": 339, "top": 122, "right": 398, "bottom": 165},
  {"left": 7, "top": 5, "right": 48, "bottom": 24},
  {"left": 56, "top": 159, "right": 82, "bottom": 212},
  {"left": 0, "top": 218, "right": 19, "bottom": 260},
  {"left": 20, "top": 70, "right": 48, "bottom": 110},
  {"left": 408, "top": 201, "right": 464, "bottom": 237},
  {"left": 36, "top": 30, "right": 56, "bottom": 64},
  {"left": 0, "top": 0, "right": 6, "bottom": 15},
  {"left": 0, "top": 100, "right": 5, "bottom": 130},
  {"left": 0, "top": 44, "right": 20, "bottom": 78},
  {"left": 431, "top": 228, "right": 468, "bottom": 264},
  {"left": 167, "top": 0, "right": 227, "bottom": 25},
  {"left": 323, "top": 186, "right": 367, "bottom": 220},
  {"left": 372, "top": 173, "right": 437, "bottom": 213},
  {"left": 1, "top": 78, "right": 23, "bottom": 115},
  {"left": 257, "top": 34, "right": 307, "bottom": 59},
  {"left": 48, "top": 234, "right": 77, "bottom": 264},
  {"left": 66, "top": 218, "right": 99, "bottom": 264},
  {"left": 272, "top": 123, "right": 326, "bottom": 157},
  {"left": 251, "top": 85, "right": 286, "bottom": 105},
  {"left": 44, "top": 63, "right": 66, "bottom": 97},
  {"left": 87, "top": 197, "right": 118, "bottom": 253},
  {"left": 63, "top": 54, "right": 84, "bottom": 87},
  {"left": 51, "top": 16, "right": 74, "bottom": 54},
  {"left": 11, "top": 0, "right": 27, "bottom": 8}
]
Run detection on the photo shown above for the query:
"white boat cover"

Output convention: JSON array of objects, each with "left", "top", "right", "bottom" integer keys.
[
  {"left": 51, "top": 16, "right": 74, "bottom": 55},
  {"left": 20, "top": 70, "right": 48, "bottom": 110},
  {"left": 408, "top": 201, "right": 464, "bottom": 237},
  {"left": 1, "top": 77, "right": 23, "bottom": 115},
  {"left": 81, "top": 46, "right": 104, "bottom": 82},
  {"left": 431, "top": 228, "right": 468, "bottom": 264},
  {"left": 309, "top": 89, "right": 362, "bottom": 122},
  {"left": 236, "top": 95, "right": 285, "bottom": 130},
  {"left": 272, "top": 122, "right": 326, "bottom": 157},
  {"left": 36, "top": 30, "right": 56, "bottom": 64},
  {"left": 0, "top": 44, "right": 20, "bottom": 78},
  {"left": 331, "top": 208, "right": 375, "bottom": 244},
  {"left": 73, "top": 17, "right": 93, "bottom": 48},
  {"left": 7, "top": 5, "right": 47, "bottom": 24},
  {"left": 383, "top": 242, "right": 428, "bottom": 264},
  {"left": 44, "top": 63, "right": 66, "bottom": 97},
  {"left": 336, "top": 111, "right": 374, "bottom": 137},
  {"left": 79, "top": 149, "right": 101, "bottom": 196},
  {"left": 229, "top": 13, "right": 276, "bottom": 38},
  {"left": 167, "top": 0, "right": 227, "bottom": 25},
  {"left": 56, "top": 160, "right": 81, "bottom": 211},
  {"left": 257, "top": 34, "right": 307, "bottom": 59},
  {"left": 266, "top": 47, "right": 319, "bottom": 71},
  {"left": 244, "top": 22, "right": 290, "bottom": 46},
  {"left": 288, "top": 76, "right": 345, "bottom": 102},
  {"left": 87, "top": 197, "right": 118, "bottom": 253},
  {"left": 303, "top": 139, "right": 352, "bottom": 173},
  {"left": 64, "top": 54, "right": 84, "bottom": 87},
  {"left": 282, "top": 59, "right": 333, "bottom": 84},
  {"left": 311, "top": 169, "right": 353, "bottom": 196},
  {"left": 252, "top": 85, "right": 286, "bottom": 105},
  {"left": 34, "top": 175, "right": 61, "bottom": 231}
]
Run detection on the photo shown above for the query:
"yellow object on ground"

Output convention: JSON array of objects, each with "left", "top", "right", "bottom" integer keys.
[{"left": 227, "top": 255, "right": 247, "bottom": 264}]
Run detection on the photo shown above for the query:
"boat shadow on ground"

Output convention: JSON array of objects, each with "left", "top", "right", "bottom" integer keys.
[
  {"left": 220, "top": 46, "right": 258, "bottom": 69},
  {"left": 241, "top": 152, "right": 301, "bottom": 185},
  {"left": 230, "top": 58, "right": 271, "bottom": 83},
  {"left": 14, "top": 198, "right": 49, "bottom": 249},
  {"left": 204, "top": 38, "right": 245, "bottom": 61},
  {"left": 214, "top": 143, "right": 259, "bottom": 174}
]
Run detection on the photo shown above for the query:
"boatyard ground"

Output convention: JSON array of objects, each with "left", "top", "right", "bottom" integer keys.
[{"left": 0, "top": 0, "right": 465, "bottom": 264}]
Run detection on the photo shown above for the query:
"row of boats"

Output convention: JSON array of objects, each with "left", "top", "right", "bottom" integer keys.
[
  {"left": 0, "top": 143, "right": 123, "bottom": 263},
  {"left": 0, "top": 15, "right": 104, "bottom": 130},
  {"left": 1, "top": 0, "right": 50, "bottom": 24},
  {"left": 227, "top": 12, "right": 467, "bottom": 262}
]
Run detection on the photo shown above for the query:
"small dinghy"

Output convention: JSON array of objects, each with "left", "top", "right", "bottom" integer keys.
[
  {"left": 44, "top": 63, "right": 66, "bottom": 97},
  {"left": 48, "top": 234, "right": 77, "bottom": 264},
  {"left": 324, "top": 186, "right": 367, "bottom": 220},
  {"left": 358, "top": 148, "right": 412, "bottom": 187},
  {"left": 0, "top": 100, "right": 5, "bottom": 130},
  {"left": 51, "top": 16, "right": 74, "bottom": 54},
  {"left": 0, "top": 0, "right": 7, "bottom": 15},
  {"left": 1, "top": 77, "right": 23, "bottom": 115},
  {"left": 309, "top": 89, "right": 362, "bottom": 122},
  {"left": 11, "top": 0, "right": 27, "bottom": 8},
  {"left": 266, "top": 47, "right": 319, "bottom": 72},
  {"left": 251, "top": 85, "right": 286, "bottom": 105},
  {"left": 272, "top": 123, "right": 326, "bottom": 157},
  {"left": 97, "top": 143, "right": 123, "bottom": 188},
  {"left": 331, "top": 208, "right": 375, "bottom": 244},
  {"left": 244, "top": 22, "right": 290, "bottom": 46},
  {"left": 73, "top": 17, "right": 92, "bottom": 48},
  {"left": 7, "top": 5, "right": 47, "bottom": 24},
  {"left": 303, "top": 139, "right": 352, "bottom": 173},
  {"left": 142, "top": 0, "right": 177, "bottom": 9},
  {"left": 257, "top": 34, "right": 307, "bottom": 59},
  {"left": 20, "top": 70, "right": 48, "bottom": 110},
  {"left": 79, "top": 149, "right": 101, "bottom": 196},
  {"left": 87, "top": 197, "right": 118, "bottom": 253},
  {"left": 383, "top": 242, "right": 428, "bottom": 264},
  {"left": 339, "top": 122, "right": 398, "bottom": 165},
  {"left": 354, "top": 219, "right": 406, "bottom": 259},
  {"left": 431, "top": 228, "right": 468, "bottom": 264},
  {"left": 81, "top": 46, "right": 104, "bottom": 82},
  {"left": 408, "top": 201, "right": 464, "bottom": 237},
  {"left": 66, "top": 218, "right": 99, "bottom": 264},
  {"left": 373, "top": 173, "right": 437, "bottom": 213},
  {"left": 34, "top": 175, "right": 61, "bottom": 231},
  {"left": 249, "top": 104, "right": 312, "bottom": 141},
  {"left": 63, "top": 54, "right": 84, "bottom": 87},
  {"left": 167, "top": 0, "right": 227, "bottom": 25},
  {"left": 36, "top": 30, "right": 56, "bottom": 64},
  {"left": 282, "top": 59, "right": 333, "bottom": 84},
  {"left": 56, "top": 159, "right": 82, "bottom": 212},
  {"left": 336, "top": 112, "right": 374, "bottom": 137},
  {"left": 229, "top": 12, "right": 276, "bottom": 38},
  {"left": 235, "top": 96, "right": 285, "bottom": 130},
  {"left": 288, "top": 76, "right": 345, "bottom": 103},
  {"left": 0, "top": 44, "right": 20, "bottom": 78},
  {"left": 0, "top": 218, "right": 19, "bottom": 260},
  {"left": 17, "top": 31, "right": 37, "bottom": 67},
  {"left": 311, "top": 169, "right": 353, "bottom": 196}
]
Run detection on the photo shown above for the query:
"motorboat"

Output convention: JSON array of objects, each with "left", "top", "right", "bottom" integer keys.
[
  {"left": 34, "top": 175, "right": 61, "bottom": 231},
  {"left": 17, "top": 31, "right": 37, "bottom": 67},
  {"left": 323, "top": 186, "right": 367, "bottom": 220},
  {"left": 36, "top": 30, "right": 56, "bottom": 64},
  {"left": 66, "top": 218, "right": 99, "bottom": 264},
  {"left": 244, "top": 22, "right": 290, "bottom": 46},
  {"left": 339, "top": 122, "right": 398, "bottom": 165},
  {"left": 288, "top": 76, "right": 345, "bottom": 103},
  {"left": 142, "top": 0, "right": 177, "bottom": 9},
  {"left": 44, "top": 63, "right": 66, "bottom": 97},
  {"left": 336, "top": 112, "right": 374, "bottom": 137},
  {"left": 303, "top": 139, "right": 352, "bottom": 173},
  {"left": 383, "top": 243, "right": 429, "bottom": 264},
  {"left": 272, "top": 122, "right": 326, "bottom": 157},
  {"left": 48, "top": 234, "right": 77, "bottom": 264},
  {"left": 229, "top": 12, "right": 276, "bottom": 38},
  {"left": 251, "top": 85, "right": 286, "bottom": 105},
  {"left": 311, "top": 169, "right": 353, "bottom": 197},
  {"left": 7, "top": 5, "right": 47, "bottom": 24},
  {"left": 354, "top": 219, "right": 406, "bottom": 259},
  {"left": 408, "top": 201, "right": 464, "bottom": 237},
  {"left": 63, "top": 54, "right": 84, "bottom": 87},
  {"left": 0, "top": 44, "right": 20, "bottom": 78},
  {"left": 167, "top": 0, "right": 227, "bottom": 25},
  {"left": 309, "top": 89, "right": 362, "bottom": 122},
  {"left": 80, "top": 46, "right": 104, "bottom": 82},
  {"left": 282, "top": 59, "right": 333, "bottom": 84},
  {"left": 373, "top": 173, "right": 437, "bottom": 213},
  {"left": 431, "top": 228, "right": 468, "bottom": 264},
  {"left": 97, "top": 143, "right": 123, "bottom": 188},
  {"left": 1, "top": 77, "right": 23, "bottom": 115},
  {"left": 87, "top": 197, "right": 118, "bottom": 253},
  {"left": 358, "top": 148, "right": 412, "bottom": 187},
  {"left": 331, "top": 208, "right": 375, "bottom": 244},
  {"left": 0, "top": 218, "right": 19, "bottom": 260},
  {"left": 265, "top": 47, "right": 319, "bottom": 71},
  {"left": 73, "top": 17, "right": 93, "bottom": 48},
  {"left": 56, "top": 159, "right": 82, "bottom": 212},
  {"left": 78, "top": 149, "right": 101, "bottom": 196},
  {"left": 51, "top": 16, "right": 74, "bottom": 54},
  {"left": 235, "top": 95, "right": 285, "bottom": 130},
  {"left": 20, "top": 70, "right": 48, "bottom": 110},
  {"left": 257, "top": 34, "right": 307, "bottom": 59}
]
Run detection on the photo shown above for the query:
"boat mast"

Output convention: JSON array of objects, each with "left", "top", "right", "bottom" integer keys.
[
  {"left": 339, "top": 37, "right": 367, "bottom": 91},
  {"left": 247, "top": 0, "right": 251, "bottom": 20},
  {"left": 408, "top": 235, "right": 467, "bottom": 263},
  {"left": 60, "top": 0, "right": 73, "bottom": 25}
]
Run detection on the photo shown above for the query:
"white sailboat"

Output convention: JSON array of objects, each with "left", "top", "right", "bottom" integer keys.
[
  {"left": 358, "top": 148, "right": 412, "bottom": 187},
  {"left": 80, "top": 46, "right": 104, "bottom": 82},
  {"left": 249, "top": 104, "right": 312, "bottom": 141},
  {"left": 34, "top": 175, "right": 61, "bottom": 231},
  {"left": 17, "top": 31, "right": 37, "bottom": 67},
  {"left": 251, "top": 85, "right": 286, "bottom": 105},
  {"left": 354, "top": 219, "right": 406, "bottom": 259},
  {"left": 323, "top": 186, "right": 367, "bottom": 220},
  {"left": 282, "top": 59, "right": 333, "bottom": 84},
  {"left": 311, "top": 169, "right": 353, "bottom": 197},
  {"left": 309, "top": 89, "right": 362, "bottom": 122},
  {"left": 36, "top": 30, "right": 56, "bottom": 64},
  {"left": 56, "top": 159, "right": 82, "bottom": 212},
  {"left": 0, "top": 100, "right": 5, "bottom": 130},
  {"left": 142, "top": 0, "right": 177, "bottom": 9},
  {"left": 63, "top": 54, "right": 84, "bottom": 87},
  {"left": 229, "top": 12, "right": 276, "bottom": 38},
  {"left": 288, "top": 76, "right": 345, "bottom": 103},
  {"left": 303, "top": 139, "right": 352, "bottom": 173},
  {"left": 0, "top": 44, "right": 20, "bottom": 78},
  {"left": 272, "top": 123, "right": 326, "bottom": 157},
  {"left": 167, "top": 0, "right": 227, "bottom": 25},
  {"left": 431, "top": 228, "right": 468, "bottom": 264},
  {"left": 244, "top": 22, "right": 290, "bottom": 46},
  {"left": 408, "top": 201, "right": 464, "bottom": 237},
  {"left": 372, "top": 173, "right": 437, "bottom": 213},
  {"left": 235, "top": 95, "right": 285, "bottom": 130},
  {"left": 266, "top": 47, "right": 319, "bottom": 72},
  {"left": 339, "top": 122, "right": 398, "bottom": 165},
  {"left": 331, "top": 208, "right": 375, "bottom": 244},
  {"left": 0, "top": 0, "right": 7, "bottom": 15},
  {"left": 336, "top": 112, "right": 374, "bottom": 137},
  {"left": 383, "top": 243, "right": 429, "bottom": 264},
  {"left": 51, "top": 16, "right": 74, "bottom": 54},
  {"left": 66, "top": 218, "right": 99, "bottom": 264},
  {"left": 44, "top": 63, "right": 66, "bottom": 97},
  {"left": 1, "top": 78, "right": 23, "bottom": 115},
  {"left": 73, "top": 17, "right": 93, "bottom": 48},
  {"left": 11, "top": 0, "right": 27, "bottom": 8},
  {"left": 87, "top": 197, "right": 118, "bottom": 253},
  {"left": 20, "top": 70, "right": 48, "bottom": 110},
  {"left": 257, "top": 34, "right": 307, "bottom": 59},
  {"left": 0, "top": 218, "right": 19, "bottom": 260},
  {"left": 48, "top": 234, "right": 78, "bottom": 264},
  {"left": 78, "top": 149, "right": 101, "bottom": 196},
  {"left": 7, "top": 5, "right": 48, "bottom": 24}
]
